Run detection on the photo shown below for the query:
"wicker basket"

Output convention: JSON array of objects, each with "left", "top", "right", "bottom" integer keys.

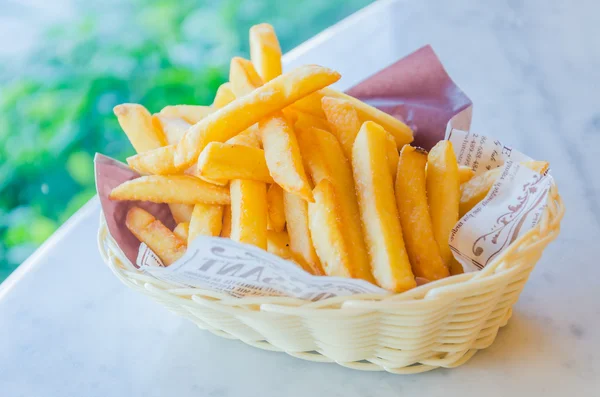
[{"left": 98, "top": 184, "right": 564, "bottom": 374}]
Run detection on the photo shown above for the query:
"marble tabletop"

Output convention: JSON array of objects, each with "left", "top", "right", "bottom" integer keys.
[{"left": 1, "top": 0, "right": 599, "bottom": 395}]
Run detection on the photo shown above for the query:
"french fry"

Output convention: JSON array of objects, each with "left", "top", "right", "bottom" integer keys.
[
  {"left": 297, "top": 88, "right": 414, "bottom": 148},
  {"left": 427, "top": 140, "right": 460, "bottom": 266},
  {"left": 188, "top": 203, "right": 223, "bottom": 244},
  {"left": 352, "top": 122, "right": 416, "bottom": 292},
  {"left": 267, "top": 230, "right": 292, "bottom": 259},
  {"left": 385, "top": 131, "right": 400, "bottom": 182},
  {"left": 114, "top": 104, "right": 166, "bottom": 152},
  {"left": 293, "top": 110, "right": 331, "bottom": 132},
  {"left": 290, "top": 93, "right": 326, "bottom": 119},
  {"left": 259, "top": 117, "right": 314, "bottom": 201},
  {"left": 249, "top": 23, "right": 282, "bottom": 82},
  {"left": 229, "top": 57, "right": 264, "bottom": 97},
  {"left": 308, "top": 180, "right": 353, "bottom": 277},
  {"left": 458, "top": 165, "right": 475, "bottom": 184},
  {"left": 459, "top": 160, "right": 549, "bottom": 216},
  {"left": 396, "top": 145, "right": 449, "bottom": 281},
  {"left": 125, "top": 207, "right": 186, "bottom": 266},
  {"left": 174, "top": 65, "right": 341, "bottom": 170},
  {"left": 173, "top": 222, "right": 190, "bottom": 243},
  {"left": 321, "top": 96, "right": 360, "bottom": 160},
  {"left": 450, "top": 258, "right": 464, "bottom": 275},
  {"left": 295, "top": 125, "right": 374, "bottom": 282},
  {"left": 267, "top": 184, "right": 286, "bottom": 232},
  {"left": 221, "top": 206, "right": 232, "bottom": 238},
  {"left": 196, "top": 142, "right": 273, "bottom": 183},
  {"left": 159, "top": 105, "right": 213, "bottom": 124},
  {"left": 283, "top": 191, "right": 324, "bottom": 275},
  {"left": 230, "top": 179, "right": 268, "bottom": 249},
  {"left": 110, "top": 175, "right": 230, "bottom": 205},
  {"left": 127, "top": 145, "right": 179, "bottom": 175},
  {"left": 225, "top": 125, "right": 261, "bottom": 148},
  {"left": 168, "top": 203, "right": 194, "bottom": 224},
  {"left": 212, "top": 82, "right": 236, "bottom": 109},
  {"left": 153, "top": 115, "right": 191, "bottom": 145}
]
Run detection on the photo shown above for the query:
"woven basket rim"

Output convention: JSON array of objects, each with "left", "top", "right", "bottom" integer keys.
[{"left": 98, "top": 184, "right": 564, "bottom": 310}]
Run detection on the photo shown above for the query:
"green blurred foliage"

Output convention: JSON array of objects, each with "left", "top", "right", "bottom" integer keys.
[{"left": 0, "top": 0, "right": 373, "bottom": 281}]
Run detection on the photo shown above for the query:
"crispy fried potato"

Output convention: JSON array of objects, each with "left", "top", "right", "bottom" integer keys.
[
  {"left": 249, "top": 23, "right": 282, "bottom": 82},
  {"left": 321, "top": 96, "right": 360, "bottom": 160},
  {"left": 352, "top": 122, "right": 416, "bottom": 292},
  {"left": 126, "top": 207, "right": 186, "bottom": 266},
  {"left": 114, "top": 104, "right": 167, "bottom": 152},
  {"left": 259, "top": 116, "right": 314, "bottom": 201},
  {"left": 266, "top": 230, "right": 292, "bottom": 259},
  {"left": 295, "top": 125, "right": 373, "bottom": 282},
  {"left": 267, "top": 184, "right": 286, "bottom": 232},
  {"left": 308, "top": 180, "right": 353, "bottom": 278},
  {"left": 283, "top": 191, "right": 324, "bottom": 275},
  {"left": 173, "top": 222, "right": 189, "bottom": 243},
  {"left": 290, "top": 92, "right": 326, "bottom": 119},
  {"left": 302, "top": 88, "right": 413, "bottom": 148},
  {"left": 458, "top": 165, "right": 475, "bottom": 184},
  {"left": 229, "top": 57, "right": 264, "bottom": 97},
  {"left": 174, "top": 65, "right": 341, "bottom": 170},
  {"left": 127, "top": 145, "right": 179, "bottom": 175},
  {"left": 153, "top": 115, "right": 191, "bottom": 145},
  {"left": 293, "top": 110, "right": 331, "bottom": 132},
  {"left": 450, "top": 258, "right": 464, "bottom": 275},
  {"left": 221, "top": 205, "right": 232, "bottom": 238},
  {"left": 159, "top": 105, "right": 214, "bottom": 124},
  {"left": 230, "top": 179, "right": 268, "bottom": 249},
  {"left": 110, "top": 175, "right": 230, "bottom": 205},
  {"left": 212, "top": 82, "right": 236, "bottom": 109},
  {"left": 168, "top": 203, "right": 194, "bottom": 224},
  {"left": 226, "top": 125, "right": 261, "bottom": 148},
  {"left": 385, "top": 131, "right": 400, "bottom": 182},
  {"left": 188, "top": 203, "right": 223, "bottom": 244},
  {"left": 197, "top": 142, "right": 273, "bottom": 183},
  {"left": 396, "top": 145, "right": 449, "bottom": 281},
  {"left": 459, "top": 160, "right": 549, "bottom": 216},
  {"left": 427, "top": 140, "right": 460, "bottom": 266}
]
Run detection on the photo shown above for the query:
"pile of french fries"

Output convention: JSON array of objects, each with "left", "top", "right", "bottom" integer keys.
[{"left": 110, "top": 23, "right": 548, "bottom": 292}]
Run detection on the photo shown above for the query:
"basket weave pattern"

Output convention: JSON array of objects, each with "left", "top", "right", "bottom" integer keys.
[{"left": 98, "top": 186, "right": 563, "bottom": 373}]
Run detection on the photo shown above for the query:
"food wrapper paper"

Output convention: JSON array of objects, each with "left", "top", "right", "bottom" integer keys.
[{"left": 95, "top": 46, "right": 552, "bottom": 300}]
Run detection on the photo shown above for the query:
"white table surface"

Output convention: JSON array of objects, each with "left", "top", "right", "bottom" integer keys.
[{"left": 2, "top": 0, "right": 599, "bottom": 395}]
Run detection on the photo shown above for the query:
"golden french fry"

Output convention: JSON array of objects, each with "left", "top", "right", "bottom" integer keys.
[
  {"left": 226, "top": 125, "right": 261, "bottom": 148},
  {"left": 159, "top": 105, "right": 213, "bottom": 124},
  {"left": 290, "top": 93, "right": 326, "bottom": 119},
  {"left": 188, "top": 203, "right": 223, "bottom": 244},
  {"left": 153, "top": 115, "right": 191, "bottom": 145},
  {"left": 110, "top": 175, "right": 230, "bottom": 205},
  {"left": 174, "top": 65, "right": 341, "bottom": 170},
  {"left": 197, "top": 142, "right": 273, "bottom": 183},
  {"left": 249, "top": 23, "right": 282, "bottom": 82},
  {"left": 427, "top": 140, "right": 460, "bottom": 266},
  {"left": 450, "top": 258, "right": 464, "bottom": 275},
  {"left": 114, "top": 104, "right": 166, "bottom": 152},
  {"left": 283, "top": 191, "right": 324, "bottom": 276},
  {"left": 213, "top": 82, "right": 236, "bottom": 109},
  {"left": 321, "top": 96, "right": 360, "bottom": 160},
  {"left": 127, "top": 145, "right": 179, "bottom": 175},
  {"left": 385, "top": 131, "right": 400, "bottom": 182},
  {"left": 259, "top": 116, "right": 314, "bottom": 201},
  {"left": 459, "top": 160, "right": 549, "bottom": 216},
  {"left": 295, "top": 125, "right": 373, "bottom": 283},
  {"left": 230, "top": 179, "right": 268, "bottom": 249},
  {"left": 221, "top": 205, "right": 232, "bottom": 238},
  {"left": 267, "top": 184, "right": 286, "bottom": 232},
  {"left": 229, "top": 57, "right": 264, "bottom": 97},
  {"left": 352, "top": 122, "right": 416, "bottom": 292},
  {"left": 266, "top": 230, "right": 292, "bottom": 259},
  {"left": 308, "top": 180, "right": 352, "bottom": 277},
  {"left": 173, "top": 222, "right": 190, "bottom": 243},
  {"left": 293, "top": 110, "right": 331, "bottom": 132},
  {"left": 396, "top": 145, "right": 449, "bottom": 281},
  {"left": 458, "top": 165, "right": 475, "bottom": 184},
  {"left": 300, "top": 88, "right": 413, "bottom": 148},
  {"left": 126, "top": 207, "right": 186, "bottom": 266},
  {"left": 168, "top": 203, "right": 194, "bottom": 224}
]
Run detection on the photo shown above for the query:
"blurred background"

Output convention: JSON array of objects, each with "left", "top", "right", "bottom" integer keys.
[{"left": 0, "top": 0, "right": 374, "bottom": 282}]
